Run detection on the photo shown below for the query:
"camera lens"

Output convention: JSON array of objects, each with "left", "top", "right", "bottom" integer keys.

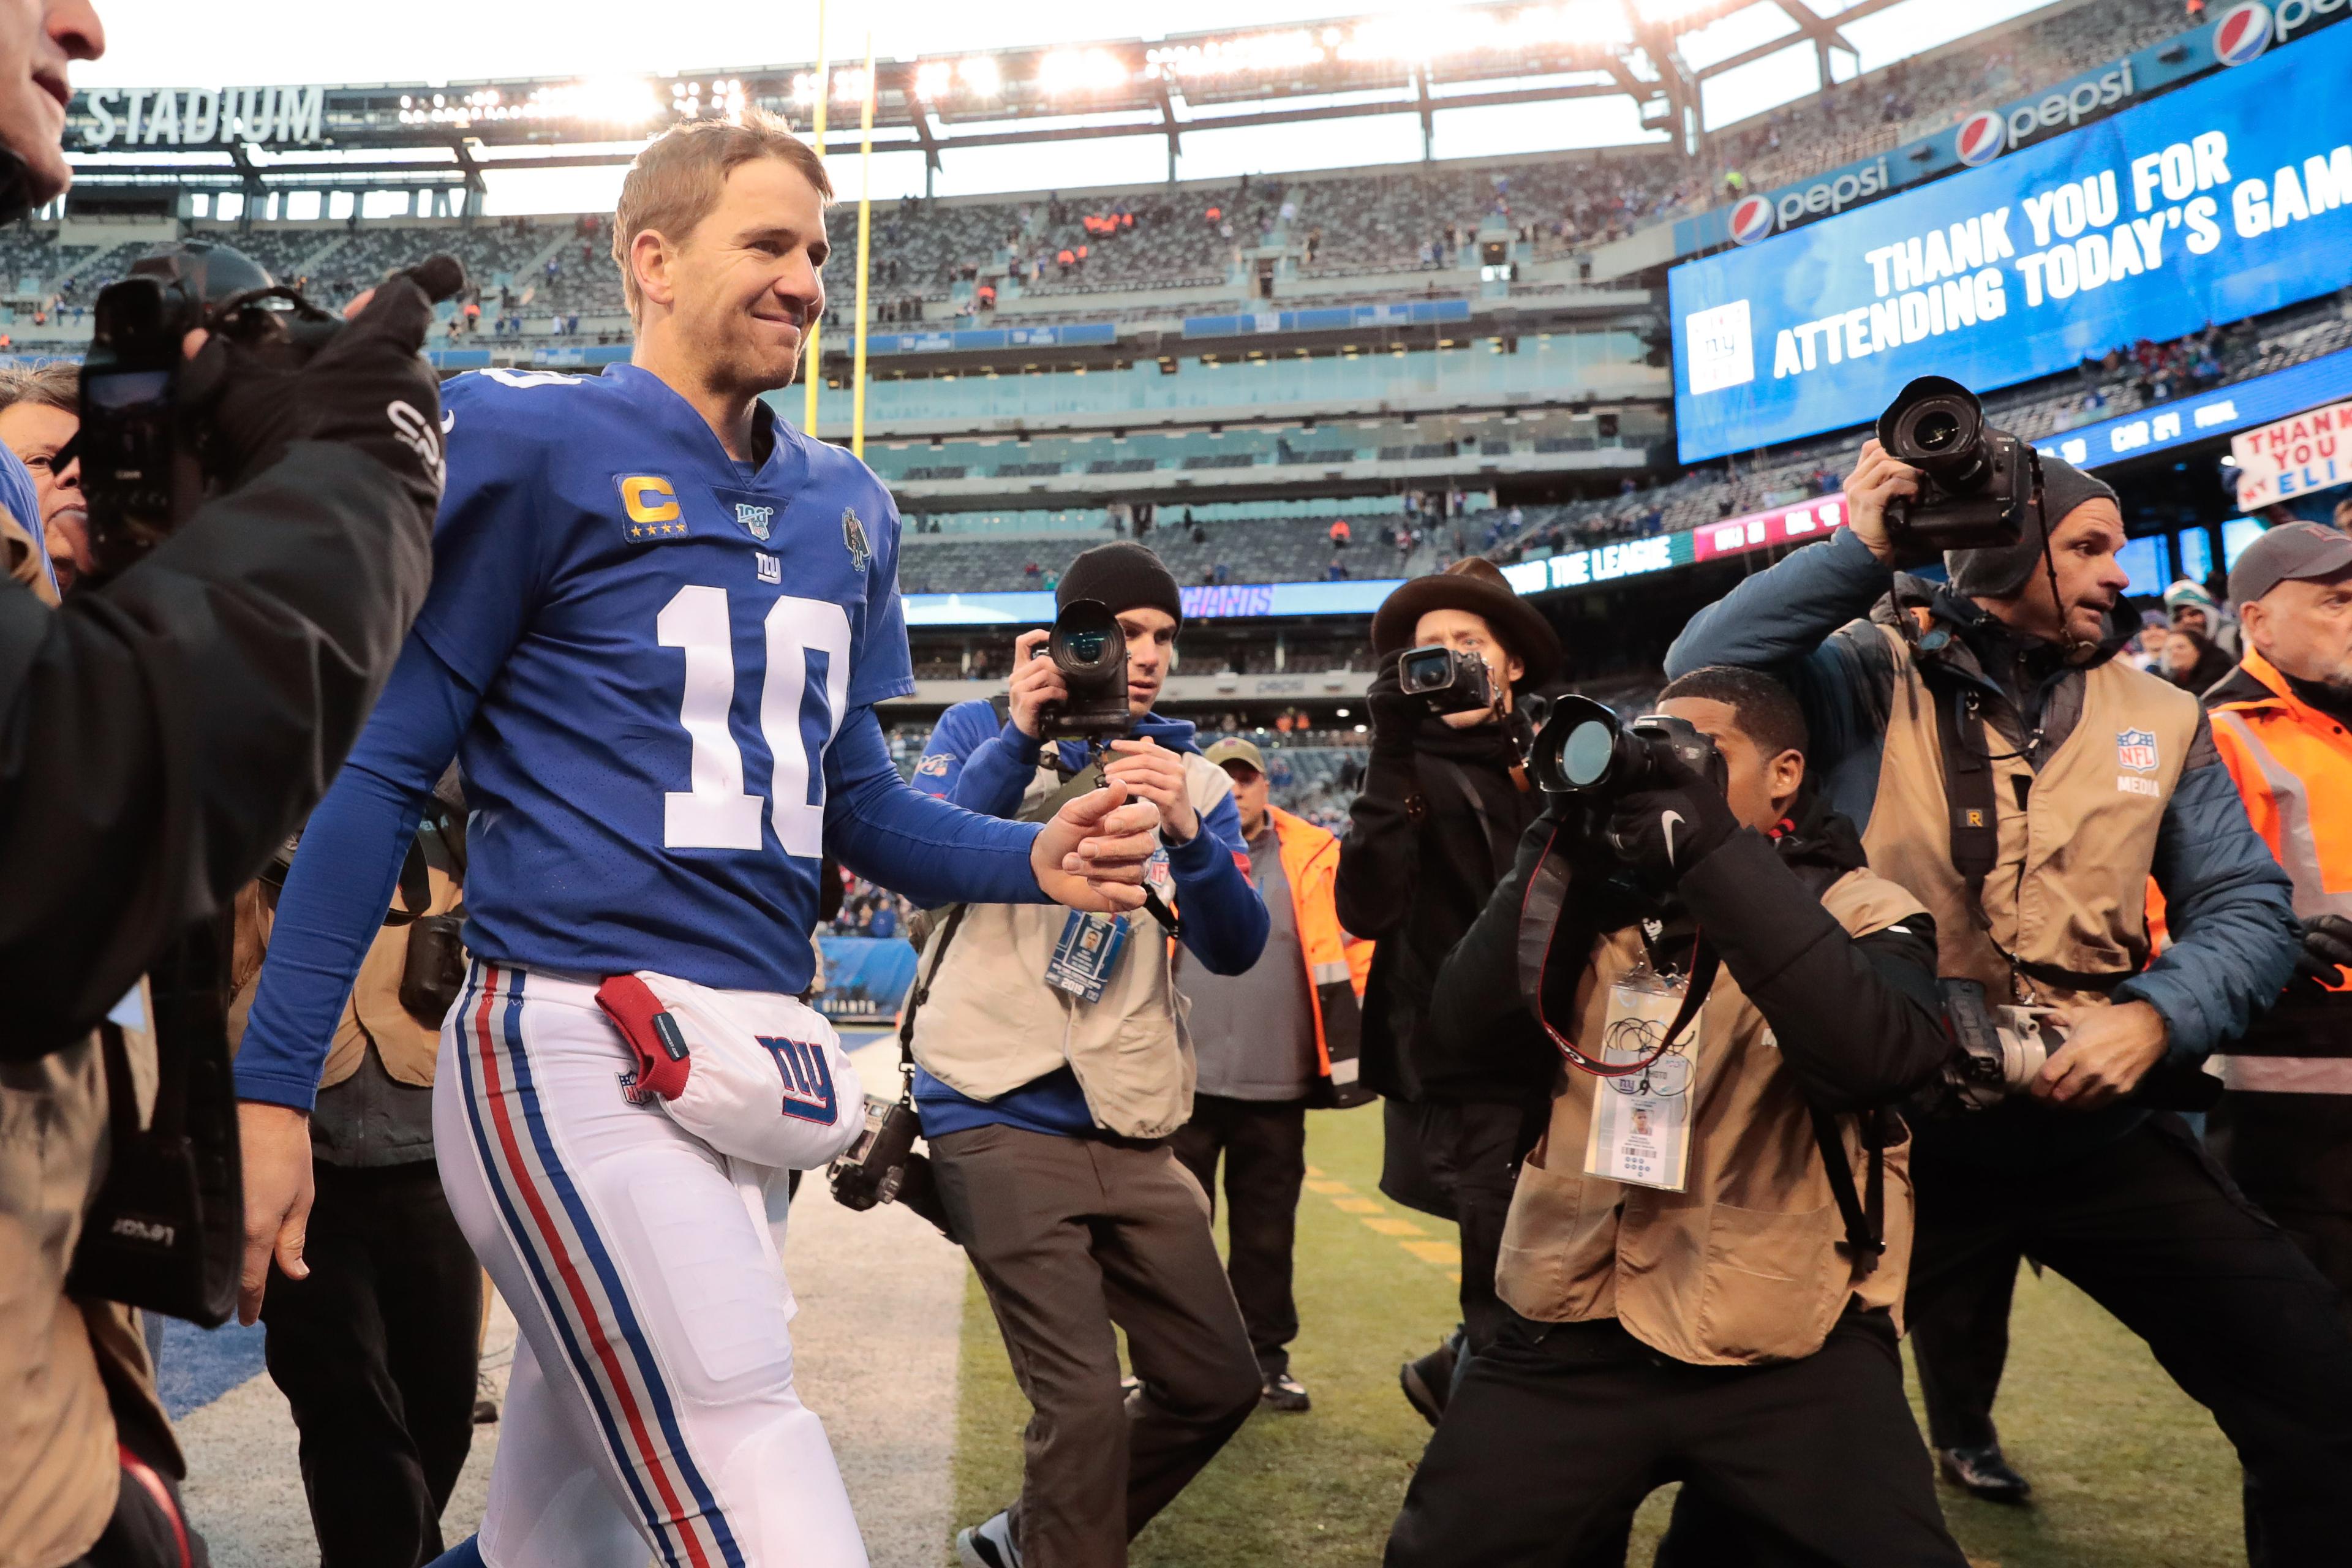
[
  {"left": 1063, "top": 630, "right": 1107, "bottom": 665},
  {"left": 1400, "top": 648, "right": 1449, "bottom": 691},
  {"left": 1914, "top": 410, "right": 1962, "bottom": 451},
  {"left": 1561, "top": 720, "right": 1616, "bottom": 789}
]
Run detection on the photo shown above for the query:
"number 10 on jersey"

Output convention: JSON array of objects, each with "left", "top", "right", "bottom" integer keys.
[{"left": 657, "top": 586, "right": 851, "bottom": 858}]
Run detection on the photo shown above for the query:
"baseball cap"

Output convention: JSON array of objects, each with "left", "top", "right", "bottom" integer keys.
[
  {"left": 1203, "top": 736, "right": 1267, "bottom": 775},
  {"left": 2228, "top": 521, "right": 2352, "bottom": 607}
]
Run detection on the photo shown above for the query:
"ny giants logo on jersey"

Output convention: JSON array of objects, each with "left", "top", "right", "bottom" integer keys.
[
  {"left": 842, "top": 507, "right": 872, "bottom": 572},
  {"left": 758, "top": 1035, "right": 840, "bottom": 1123},
  {"left": 735, "top": 502, "right": 775, "bottom": 541}
]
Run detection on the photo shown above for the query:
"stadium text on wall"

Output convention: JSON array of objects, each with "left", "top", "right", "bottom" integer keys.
[{"left": 77, "top": 86, "right": 325, "bottom": 147}]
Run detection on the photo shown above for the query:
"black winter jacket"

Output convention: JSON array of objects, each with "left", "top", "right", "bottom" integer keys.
[
  {"left": 0, "top": 441, "right": 434, "bottom": 1057},
  {"left": 1424, "top": 790, "right": 1953, "bottom": 1115},
  {"left": 1335, "top": 713, "right": 1556, "bottom": 1105}
]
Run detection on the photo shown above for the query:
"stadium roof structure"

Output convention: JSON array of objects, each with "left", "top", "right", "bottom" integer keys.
[{"left": 62, "top": 0, "right": 1914, "bottom": 198}]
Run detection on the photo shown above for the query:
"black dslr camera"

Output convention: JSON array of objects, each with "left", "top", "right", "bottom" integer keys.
[
  {"left": 1034, "top": 598, "right": 1133, "bottom": 740},
  {"left": 1875, "top": 375, "right": 2038, "bottom": 554},
  {"left": 1398, "top": 643, "right": 1494, "bottom": 715},
  {"left": 1531, "top": 695, "right": 1727, "bottom": 801},
  {"left": 828, "top": 1093, "right": 952, "bottom": 1237},
  {"left": 76, "top": 241, "right": 462, "bottom": 581}
]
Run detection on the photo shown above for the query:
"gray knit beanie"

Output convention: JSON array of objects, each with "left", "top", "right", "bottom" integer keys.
[{"left": 1943, "top": 456, "right": 2119, "bottom": 598}]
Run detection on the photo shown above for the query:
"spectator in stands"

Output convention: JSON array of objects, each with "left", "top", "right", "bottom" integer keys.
[
  {"left": 2161, "top": 625, "right": 2235, "bottom": 696},
  {"left": 1329, "top": 518, "right": 1350, "bottom": 549},
  {"left": 1340, "top": 559, "right": 1562, "bottom": 1427},
  {"left": 1173, "top": 736, "right": 1374, "bottom": 1416},
  {"left": 0, "top": 361, "right": 86, "bottom": 594},
  {"left": 2168, "top": 578, "right": 2242, "bottom": 658},
  {"left": 1326, "top": 556, "right": 1349, "bottom": 581}
]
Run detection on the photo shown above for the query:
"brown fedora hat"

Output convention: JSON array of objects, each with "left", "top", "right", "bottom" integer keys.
[{"left": 1371, "top": 557, "right": 1562, "bottom": 687}]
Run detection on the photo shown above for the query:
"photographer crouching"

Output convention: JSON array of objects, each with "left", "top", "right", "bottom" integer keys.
[
  {"left": 1336, "top": 558, "right": 1561, "bottom": 1422},
  {"left": 906, "top": 541, "right": 1270, "bottom": 1568},
  {"left": 1387, "top": 667, "right": 1969, "bottom": 1567},
  {"left": 1665, "top": 380, "right": 2352, "bottom": 1561}
]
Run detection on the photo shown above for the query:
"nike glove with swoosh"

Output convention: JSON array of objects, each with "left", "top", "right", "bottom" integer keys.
[{"left": 1605, "top": 747, "right": 1739, "bottom": 881}]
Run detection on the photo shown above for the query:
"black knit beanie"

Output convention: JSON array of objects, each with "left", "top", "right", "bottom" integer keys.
[
  {"left": 1057, "top": 541, "right": 1183, "bottom": 626},
  {"left": 1943, "top": 456, "right": 2120, "bottom": 598}
]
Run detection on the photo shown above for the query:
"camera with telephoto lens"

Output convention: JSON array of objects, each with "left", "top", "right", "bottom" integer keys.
[
  {"left": 77, "top": 240, "right": 462, "bottom": 581},
  {"left": 1531, "top": 694, "right": 1728, "bottom": 801},
  {"left": 1398, "top": 643, "right": 1495, "bottom": 715},
  {"left": 1875, "top": 375, "right": 2038, "bottom": 554},
  {"left": 828, "top": 1093, "right": 953, "bottom": 1236},
  {"left": 1033, "top": 598, "right": 1133, "bottom": 740}
]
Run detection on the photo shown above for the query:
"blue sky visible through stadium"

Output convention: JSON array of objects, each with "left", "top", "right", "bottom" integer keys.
[{"left": 73, "top": 0, "right": 2056, "bottom": 211}]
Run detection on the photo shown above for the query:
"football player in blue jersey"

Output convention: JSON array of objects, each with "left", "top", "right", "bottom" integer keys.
[{"left": 233, "top": 113, "right": 1166, "bottom": 1568}]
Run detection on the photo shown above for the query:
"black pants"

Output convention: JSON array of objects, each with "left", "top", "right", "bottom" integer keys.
[
  {"left": 1381, "top": 1096, "right": 1536, "bottom": 1354},
  {"left": 1170, "top": 1093, "right": 1309, "bottom": 1378},
  {"left": 261, "top": 1159, "right": 482, "bottom": 1568},
  {"left": 930, "top": 1122, "right": 1262, "bottom": 1568},
  {"left": 1905, "top": 1114, "right": 2352, "bottom": 1566},
  {"left": 1385, "top": 1309, "right": 1967, "bottom": 1568},
  {"left": 2207, "top": 1090, "right": 2352, "bottom": 1316}
]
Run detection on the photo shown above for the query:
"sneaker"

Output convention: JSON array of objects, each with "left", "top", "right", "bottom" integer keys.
[
  {"left": 1936, "top": 1444, "right": 2032, "bottom": 1505},
  {"left": 956, "top": 1510, "right": 1020, "bottom": 1568},
  {"left": 1261, "top": 1371, "right": 1311, "bottom": 1412},
  {"left": 1399, "top": 1337, "right": 1458, "bottom": 1427},
  {"left": 472, "top": 1368, "right": 500, "bottom": 1425}
]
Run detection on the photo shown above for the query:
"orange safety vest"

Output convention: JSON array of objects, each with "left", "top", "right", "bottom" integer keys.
[
  {"left": 1267, "top": 806, "right": 1376, "bottom": 1107},
  {"left": 2203, "top": 649, "right": 2352, "bottom": 1090}
]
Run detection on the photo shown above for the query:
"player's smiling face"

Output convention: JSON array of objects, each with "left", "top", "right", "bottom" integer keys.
[{"left": 668, "top": 156, "right": 831, "bottom": 396}]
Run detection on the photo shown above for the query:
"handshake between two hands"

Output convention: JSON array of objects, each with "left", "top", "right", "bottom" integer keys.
[{"left": 1029, "top": 737, "right": 1198, "bottom": 913}]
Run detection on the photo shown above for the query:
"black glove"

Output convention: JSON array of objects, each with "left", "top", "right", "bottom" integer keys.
[
  {"left": 1605, "top": 747, "right": 1739, "bottom": 881},
  {"left": 2294, "top": 913, "right": 2352, "bottom": 989},
  {"left": 181, "top": 257, "right": 463, "bottom": 517},
  {"left": 1365, "top": 650, "right": 1423, "bottom": 759}
]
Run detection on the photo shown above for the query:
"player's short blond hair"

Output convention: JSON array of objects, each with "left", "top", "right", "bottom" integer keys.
[{"left": 611, "top": 109, "right": 833, "bottom": 321}]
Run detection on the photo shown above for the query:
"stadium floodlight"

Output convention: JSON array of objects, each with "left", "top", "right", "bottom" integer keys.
[
  {"left": 913, "top": 59, "right": 954, "bottom": 101},
  {"left": 831, "top": 67, "right": 873, "bottom": 105},
  {"left": 958, "top": 55, "right": 1003, "bottom": 97},
  {"left": 790, "top": 71, "right": 818, "bottom": 107},
  {"left": 1037, "top": 47, "right": 1128, "bottom": 96}
]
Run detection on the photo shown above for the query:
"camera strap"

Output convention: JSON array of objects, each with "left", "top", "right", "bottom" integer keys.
[
  {"left": 1932, "top": 680, "right": 2001, "bottom": 929},
  {"left": 1517, "top": 824, "right": 1717, "bottom": 1077},
  {"left": 1806, "top": 1103, "right": 1887, "bottom": 1277}
]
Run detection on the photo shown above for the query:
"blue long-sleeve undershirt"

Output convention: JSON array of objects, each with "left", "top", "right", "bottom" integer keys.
[{"left": 236, "top": 637, "right": 1048, "bottom": 1113}]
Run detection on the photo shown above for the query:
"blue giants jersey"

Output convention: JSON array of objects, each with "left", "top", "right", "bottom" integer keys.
[{"left": 418, "top": 363, "right": 911, "bottom": 990}]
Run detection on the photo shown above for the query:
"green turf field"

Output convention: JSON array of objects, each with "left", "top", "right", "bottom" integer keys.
[{"left": 951, "top": 1104, "right": 2247, "bottom": 1567}]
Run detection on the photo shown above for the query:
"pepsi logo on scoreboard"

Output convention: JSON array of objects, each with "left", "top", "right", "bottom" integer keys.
[
  {"left": 2214, "top": 3, "right": 2275, "bottom": 64},
  {"left": 1954, "top": 110, "right": 2007, "bottom": 167},
  {"left": 1728, "top": 195, "right": 1776, "bottom": 246}
]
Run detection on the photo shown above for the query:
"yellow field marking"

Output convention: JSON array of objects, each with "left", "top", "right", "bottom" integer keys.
[
  {"left": 1303, "top": 1155, "right": 1461, "bottom": 1281},
  {"left": 1305, "top": 1180, "right": 1354, "bottom": 1196},
  {"left": 1332, "top": 1197, "right": 1385, "bottom": 1214},
  {"left": 1363, "top": 1216, "right": 1428, "bottom": 1237},
  {"left": 1403, "top": 1240, "right": 1461, "bottom": 1265}
]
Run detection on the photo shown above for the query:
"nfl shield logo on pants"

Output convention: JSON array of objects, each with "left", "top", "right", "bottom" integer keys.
[{"left": 2116, "top": 729, "right": 2160, "bottom": 773}]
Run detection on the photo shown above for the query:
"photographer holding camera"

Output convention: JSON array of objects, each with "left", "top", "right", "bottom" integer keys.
[
  {"left": 1665, "top": 390, "right": 2352, "bottom": 1559},
  {"left": 1386, "top": 665, "right": 1967, "bottom": 1567},
  {"left": 908, "top": 540, "right": 1271, "bottom": 1568},
  {"left": 1336, "top": 557, "right": 1561, "bottom": 1422},
  {"left": 0, "top": 4, "right": 456, "bottom": 1564}
]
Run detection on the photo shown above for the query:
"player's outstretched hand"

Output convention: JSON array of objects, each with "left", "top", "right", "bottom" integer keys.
[{"left": 1033, "top": 781, "right": 1161, "bottom": 913}]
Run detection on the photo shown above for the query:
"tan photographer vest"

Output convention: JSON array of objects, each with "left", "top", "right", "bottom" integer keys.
[
  {"left": 1861, "top": 624, "right": 2199, "bottom": 1006},
  {"left": 1494, "top": 869, "right": 1926, "bottom": 1366},
  {"left": 909, "top": 752, "right": 1234, "bottom": 1140}
]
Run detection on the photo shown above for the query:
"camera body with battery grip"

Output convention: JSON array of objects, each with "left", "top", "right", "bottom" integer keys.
[
  {"left": 1875, "top": 374, "right": 2038, "bottom": 556},
  {"left": 1032, "top": 597, "right": 1133, "bottom": 741},
  {"left": 75, "top": 239, "right": 466, "bottom": 582},
  {"left": 827, "top": 1093, "right": 954, "bottom": 1237},
  {"left": 1398, "top": 643, "right": 1495, "bottom": 715},
  {"left": 1530, "top": 695, "right": 1728, "bottom": 810}
]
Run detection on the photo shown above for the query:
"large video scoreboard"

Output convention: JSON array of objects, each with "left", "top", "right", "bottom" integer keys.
[{"left": 1669, "top": 20, "right": 2352, "bottom": 464}]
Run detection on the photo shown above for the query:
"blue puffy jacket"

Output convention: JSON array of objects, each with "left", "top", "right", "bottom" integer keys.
[{"left": 1665, "top": 527, "right": 2299, "bottom": 1165}]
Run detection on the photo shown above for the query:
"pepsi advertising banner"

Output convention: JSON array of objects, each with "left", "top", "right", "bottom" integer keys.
[{"left": 1670, "top": 18, "right": 2352, "bottom": 463}]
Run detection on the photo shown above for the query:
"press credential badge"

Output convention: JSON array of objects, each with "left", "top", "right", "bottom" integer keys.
[
  {"left": 1046, "top": 910, "right": 1131, "bottom": 1003},
  {"left": 1583, "top": 961, "right": 1699, "bottom": 1192}
]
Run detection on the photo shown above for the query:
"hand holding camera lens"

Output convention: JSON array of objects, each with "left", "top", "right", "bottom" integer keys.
[
  {"left": 2027, "top": 1000, "right": 2168, "bottom": 1110},
  {"left": 183, "top": 259, "right": 462, "bottom": 517},
  {"left": 1006, "top": 627, "right": 1069, "bottom": 739},
  {"left": 1366, "top": 651, "right": 1425, "bottom": 756},
  {"left": 1843, "top": 439, "right": 1922, "bottom": 567},
  {"left": 1605, "top": 745, "right": 1738, "bottom": 879}
]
